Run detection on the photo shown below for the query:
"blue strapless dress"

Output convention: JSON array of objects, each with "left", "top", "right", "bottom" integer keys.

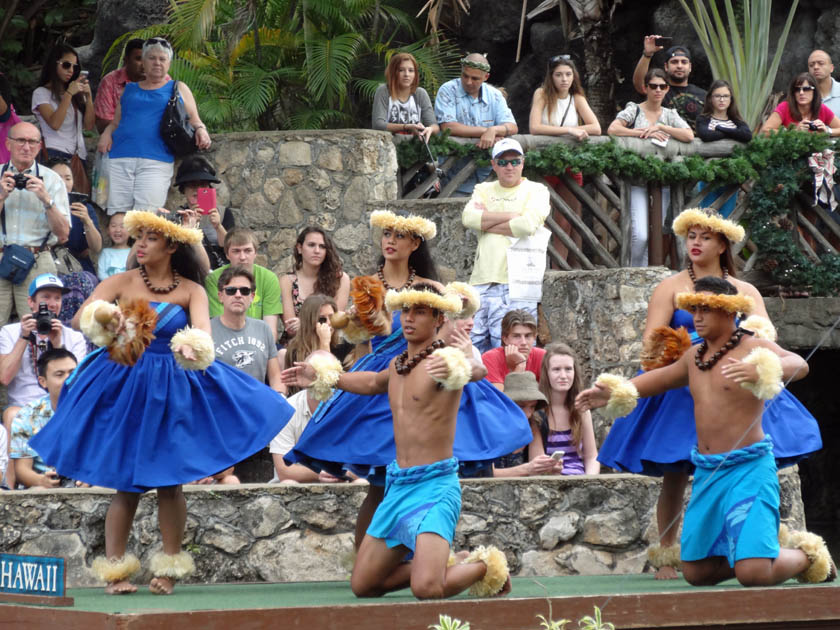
[
  {"left": 286, "top": 311, "right": 533, "bottom": 482},
  {"left": 597, "top": 308, "right": 822, "bottom": 475},
  {"left": 29, "top": 302, "right": 294, "bottom": 492}
]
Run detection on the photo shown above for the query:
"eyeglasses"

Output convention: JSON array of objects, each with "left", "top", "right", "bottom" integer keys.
[
  {"left": 495, "top": 158, "right": 522, "bottom": 167},
  {"left": 550, "top": 54, "right": 571, "bottom": 63},
  {"left": 647, "top": 83, "right": 668, "bottom": 91},
  {"left": 223, "top": 286, "right": 252, "bottom": 296},
  {"left": 712, "top": 93, "right": 731, "bottom": 100},
  {"left": 58, "top": 61, "right": 80, "bottom": 71},
  {"left": 7, "top": 137, "right": 41, "bottom": 147},
  {"left": 794, "top": 86, "right": 815, "bottom": 93},
  {"left": 318, "top": 316, "right": 329, "bottom": 324},
  {"left": 145, "top": 37, "right": 172, "bottom": 49}
]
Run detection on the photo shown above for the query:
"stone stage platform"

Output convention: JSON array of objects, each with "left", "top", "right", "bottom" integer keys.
[{"left": 2, "top": 574, "right": 838, "bottom": 630}]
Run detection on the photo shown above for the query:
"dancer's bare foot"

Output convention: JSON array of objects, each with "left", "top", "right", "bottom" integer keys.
[
  {"left": 149, "top": 576, "right": 175, "bottom": 595},
  {"left": 493, "top": 575, "right": 512, "bottom": 597},
  {"left": 105, "top": 580, "right": 137, "bottom": 594},
  {"left": 655, "top": 566, "right": 679, "bottom": 580}
]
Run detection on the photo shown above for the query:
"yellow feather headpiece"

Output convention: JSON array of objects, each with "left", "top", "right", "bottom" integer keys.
[
  {"left": 385, "top": 288, "right": 462, "bottom": 316},
  {"left": 369, "top": 210, "right": 437, "bottom": 241},
  {"left": 675, "top": 291, "right": 755, "bottom": 315},
  {"left": 443, "top": 281, "right": 480, "bottom": 319},
  {"left": 672, "top": 208, "right": 745, "bottom": 244},
  {"left": 124, "top": 211, "right": 204, "bottom": 245}
]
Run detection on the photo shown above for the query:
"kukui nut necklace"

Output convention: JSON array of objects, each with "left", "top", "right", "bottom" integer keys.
[
  {"left": 395, "top": 339, "right": 445, "bottom": 375},
  {"left": 688, "top": 262, "right": 728, "bottom": 285},
  {"left": 694, "top": 327, "right": 753, "bottom": 371},
  {"left": 378, "top": 264, "right": 415, "bottom": 291},
  {"left": 140, "top": 264, "right": 180, "bottom": 294}
]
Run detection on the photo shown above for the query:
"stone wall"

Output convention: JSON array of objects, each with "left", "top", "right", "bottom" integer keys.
[{"left": 0, "top": 472, "right": 804, "bottom": 588}]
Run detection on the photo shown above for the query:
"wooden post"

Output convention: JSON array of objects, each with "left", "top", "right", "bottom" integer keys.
[{"left": 649, "top": 183, "right": 664, "bottom": 266}]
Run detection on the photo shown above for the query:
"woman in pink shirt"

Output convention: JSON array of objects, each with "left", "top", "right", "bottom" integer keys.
[{"left": 761, "top": 72, "right": 840, "bottom": 136}]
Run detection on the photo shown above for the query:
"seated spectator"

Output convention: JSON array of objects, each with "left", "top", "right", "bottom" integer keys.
[
  {"left": 205, "top": 228, "right": 282, "bottom": 342},
  {"left": 280, "top": 227, "right": 349, "bottom": 340},
  {"left": 482, "top": 309, "right": 546, "bottom": 391},
  {"left": 279, "top": 294, "right": 337, "bottom": 396},
  {"left": 492, "top": 372, "right": 560, "bottom": 477},
  {"left": 372, "top": 52, "right": 439, "bottom": 142},
  {"left": 695, "top": 80, "right": 752, "bottom": 143},
  {"left": 0, "top": 274, "right": 87, "bottom": 489},
  {"left": 438, "top": 283, "right": 482, "bottom": 362},
  {"left": 98, "top": 212, "right": 131, "bottom": 279},
  {"left": 94, "top": 38, "right": 151, "bottom": 133},
  {"left": 760, "top": 72, "right": 840, "bottom": 137},
  {"left": 173, "top": 155, "right": 235, "bottom": 269},
  {"left": 533, "top": 343, "right": 599, "bottom": 475},
  {"left": 32, "top": 44, "right": 94, "bottom": 169},
  {"left": 10, "top": 348, "right": 86, "bottom": 489},
  {"left": 608, "top": 68, "right": 694, "bottom": 267}
]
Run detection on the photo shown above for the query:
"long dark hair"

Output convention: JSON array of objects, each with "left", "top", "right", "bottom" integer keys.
[
  {"left": 541, "top": 56, "right": 585, "bottom": 122},
  {"left": 170, "top": 241, "right": 207, "bottom": 285},
  {"left": 701, "top": 79, "right": 745, "bottom": 123},
  {"left": 39, "top": 44, "right": 86, "bottom": 115},
  {"left": 538, "top": 342, "right": 585, "bottom": 448},
  {"left": 785, "top": 72, "right": 822, "bottom": 122},
  {"left": 376, "top": 239, "right": 439, "bottom": 282},
  {"left": 292, "top": 227, "right": 344, "bottom": 297}
]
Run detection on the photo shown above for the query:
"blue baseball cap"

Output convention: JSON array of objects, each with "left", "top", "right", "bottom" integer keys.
[{"left": 28, "top": 273, "right": 69, "bottom": 297}]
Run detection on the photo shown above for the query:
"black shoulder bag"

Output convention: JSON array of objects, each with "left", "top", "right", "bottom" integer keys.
[{"left": 160, "top": 80, "right": 196, "bottom": 157}]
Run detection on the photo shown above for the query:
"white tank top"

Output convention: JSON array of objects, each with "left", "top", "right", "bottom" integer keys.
[{"left": 542, "top": 94, "right": 580, "bottom": 127}]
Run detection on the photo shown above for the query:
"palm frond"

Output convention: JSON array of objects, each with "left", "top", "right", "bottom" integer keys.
[
  {"left": 287, "top": 106, "right": 354, "bottom": 130},
  {"left": 230, "top": 27, "right": 300, "bottom": 65},
  {"left": 101, "top": 25, "right": 172, "bottom": 76},
  {"left": 352, "top": 77, "right": 383, "bottom": 101},
  {"left": 168, "top": 0, "right": 219, "bottom": 49},
  {"left": 307, "top": 32, "right": 365, "bottom": 105}
]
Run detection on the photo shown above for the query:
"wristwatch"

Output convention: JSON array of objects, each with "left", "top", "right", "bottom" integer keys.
[{"left": 43, "top": 197, "right": 53, "bottom": 210}]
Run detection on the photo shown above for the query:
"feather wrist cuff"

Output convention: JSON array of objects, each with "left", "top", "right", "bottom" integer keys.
[
  {"left": 91, "top": 554, "right": 140, "bottom": 583},
  {"left": 779, "top": 525, "right": 835, "bottom": 583},
  {"left": 464, "top": 545, "right": 509, "bottom": 597},
  {"left": 149, "top": 551, "right": 196, "bottom": 580},
  {"left": 647, "top": 544, "right": 681, "bottom": 569},
  {"left": 429, "top": 346, "right": 472, "bottom": 390},
  {"left": 595, "top": 373, "right": 639, "bottom": 419},
  {"left": 740, "top": 315, "right": 777, "bottom": 341},
  {"left": 309, "top": 353, "right": 343, "bottom": 401},
  {"left": 80, "top": 300, "right": 121, "bottom": 347},
  {"left": 170, "top": 327, "right": 215, "bottom": 370},
  {"left": 740, "top": 347, "right": 783, "bottom": 400}
]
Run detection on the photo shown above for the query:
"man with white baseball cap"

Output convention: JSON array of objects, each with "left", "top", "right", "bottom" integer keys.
[{"left": 461, "top": 138, "right": 550, "bottom": 353}]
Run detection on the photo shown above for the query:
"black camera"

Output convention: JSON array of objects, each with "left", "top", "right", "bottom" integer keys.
[
  {"left": 36, "top": 302, "right": 53, "bottom": 336},
  {"left": 68, "top": 192, "right": 89, "bottom": 204},
  {"left": 12, "top": 173, "right": 28, "bottom": 189},
  {"left": 808, "top": 122, "right": 819, "bottom": 131}
]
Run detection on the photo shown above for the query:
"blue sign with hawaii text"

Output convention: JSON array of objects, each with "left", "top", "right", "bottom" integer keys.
[{"left": 0, "top": 553, "right": 65, "bottom": 597}]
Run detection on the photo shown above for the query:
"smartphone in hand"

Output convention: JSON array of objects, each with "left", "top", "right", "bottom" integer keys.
[
  {"left": 654, "top": 36, "right": 673, "bottom": 48},
  {"left": 196, "top": 187, "right": 216, "bottom": 215},
  {"left": 550, "top": 450, "right": 565, "bottom": 461}
]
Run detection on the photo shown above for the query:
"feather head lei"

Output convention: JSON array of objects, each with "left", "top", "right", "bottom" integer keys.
[
  {"left": 675, "top": 291, "right": 755, "bottom": 315},
  {"left": 124, "top": 211, "right": 204, "bottom": 246},
  {"left": 460, "top": 54, "right": 491, "bottom": 73},
  {"left": 672, "top": 208, "right": 745, "bottom": 244},
  {"left": 369, "top": 210, "right": 437, "bottom": 242},
  {"left": 443, "top": 281, "right": 480, "bottom": 319},
  {"left": 385, "top": 288, "right": 462, "bottom": 317}
]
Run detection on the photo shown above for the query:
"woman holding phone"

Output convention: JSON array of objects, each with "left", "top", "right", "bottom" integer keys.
[{"left": 278, "top": 294, "right": 338, "bottom": 396}]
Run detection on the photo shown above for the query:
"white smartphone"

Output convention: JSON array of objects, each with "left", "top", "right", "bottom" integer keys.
[
  {"left": 550, "top": 450, "right": 565, "bottom": 461},
  {"left": 650, "top": 136, "right": 669, "bottom": 148}
]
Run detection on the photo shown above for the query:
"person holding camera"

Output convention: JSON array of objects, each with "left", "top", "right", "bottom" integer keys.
[
  {"left": 0, "top": 122, "right": 71, "bottom": 326},
  {"left": 0, "top": 273, "right": 86, "bottom": 489},
  {"left": 760, "top": 72, "right": 840, "bottom": 137}
]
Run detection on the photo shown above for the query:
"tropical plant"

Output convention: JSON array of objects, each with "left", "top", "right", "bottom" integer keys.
[
  {"left": 578, "top": 606, "right": 615, "bottom": 630},
  {"left": 677, "top": 0, "right": 799, "bottom": 130},
  {"left": 429, "top": 614, "right": 470, "bottom": 630}
]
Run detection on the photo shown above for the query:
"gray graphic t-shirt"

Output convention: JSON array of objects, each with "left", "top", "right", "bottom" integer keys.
[{"left": 211, "top": 317, "right": 277, "bottom": 382}]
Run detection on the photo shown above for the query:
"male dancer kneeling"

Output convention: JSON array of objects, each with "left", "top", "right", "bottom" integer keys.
[
  {"left": 578, "top": 277, "right": 835, "bottom": 587},
  {"left": 282, "top": 283, "right": 511, "bottom": 599}
]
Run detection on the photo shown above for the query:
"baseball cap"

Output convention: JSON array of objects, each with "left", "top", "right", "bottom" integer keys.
[
  {"left": 666, "top": 46, "right": 691, "bottom": 60},
  {"left": 492, "top": 138, "right": 524, "bottom": 159},
  {"left": 28, "top": 273, "right": 69, "bottom": 297}
]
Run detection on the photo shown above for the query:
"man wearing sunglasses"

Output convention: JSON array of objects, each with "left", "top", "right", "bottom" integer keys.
[
  {"left": 210, "top": 265, "right": 283, "bottom": 393},
  {"left": 461, "top": 138, "right": 550, "bottom": 353}
]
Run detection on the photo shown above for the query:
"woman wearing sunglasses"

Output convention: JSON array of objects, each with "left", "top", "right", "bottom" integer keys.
[
  {"left": 761, "top": 72, "right": 840, "bottom": 136},
  {"left": 279, "top": 294, "right": 338, "bottom": 396},
  {"left": 32, "top": 44, "right": 94, "bottom": 168},
  {"left": 608, "top": 68, "right": 694, "bottom": 267}
]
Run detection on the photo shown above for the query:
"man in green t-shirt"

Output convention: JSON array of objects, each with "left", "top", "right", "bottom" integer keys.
[{"left": 205, "top": 228, "right": 282, "bottom": 342}]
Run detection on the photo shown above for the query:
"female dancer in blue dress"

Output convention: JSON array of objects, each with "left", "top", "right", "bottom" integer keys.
[
  {"left": 287, "top": 211, "right": 532, "bottom": 547},
  {"left": 30, "top": 211, "right": 293, "bottom": 595},
  {"left": 598, "top": 207, "right": 822, "bottom": 579}
]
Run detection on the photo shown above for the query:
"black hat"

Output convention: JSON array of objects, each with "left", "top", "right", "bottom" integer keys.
[
  {"left": 666, "top": 46, "right": 691, "bottom": 61},
  {"left": 174, "top": 155, "right": 221, "bottom": 187}
]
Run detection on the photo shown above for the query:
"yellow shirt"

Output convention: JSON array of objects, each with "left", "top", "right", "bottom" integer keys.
[{"left": 461, "top": 178, "right": 550, "bottom": 286}]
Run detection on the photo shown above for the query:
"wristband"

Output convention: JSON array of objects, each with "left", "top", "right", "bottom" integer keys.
[{"left": 643, "top": 52, "right": 653, "bottom": 58}]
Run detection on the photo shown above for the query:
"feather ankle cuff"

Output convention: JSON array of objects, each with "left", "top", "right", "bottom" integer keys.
[
  {"left": 595, "top": 373, "right": 639, "bottom": 419},
  {"left": 149, "top": 551, "right": 196, "bottom": 580},
  {"left": 781, "top": 527, "right": 835, "bottom": 583},
  {"left": 647, "top": 544, "right": 681, "bottom": 569},
  {"left": 309, "top": 353, "right": 343, "bottom": 401},
  {"left": 170, "top": 327, "right": 215, "bottom": 370},
  {"left": 429, "top": 346, "right": 472, "bottom": 390},
  {"left": 91, "top": 554, "right": 140, "bottom": 583},
  {"left": 739, "top": 347, "right": 783, "bottom": 400},
  {"left": 465, "top": 545, "right": 509, "bottom": 597}
]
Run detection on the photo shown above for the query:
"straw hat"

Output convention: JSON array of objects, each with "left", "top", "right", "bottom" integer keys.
[{"left": 503, "top": 372, "right": 547, "bottom": 409}]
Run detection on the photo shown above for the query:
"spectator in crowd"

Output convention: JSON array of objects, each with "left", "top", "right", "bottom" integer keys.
[
  {"left": 10, "top": 348, "right": 83, "bottom": 489},
  {"left": 632, "top": 39, "right": 706, "bottom": 130},
  {"left": 0, "top": 72, "right": 20, "bottom": 165},
  {"left": 482, "top": 308, "right": 546, "bottom": 391},
  {"left": 760, "top": 72, "right": 840, "bottom": 137},
  {"left": 279, "top": 294, "right": 337, "bottom": 396},
  {"left": 280, "top": 227, "right": 349, "bottom": 340},
  {"left": 533, "top": 343, "right": 599, "bottom": 475},
  {"left": 372, "top": 52, "right": 439, "bottom": 142},
  {"left": 205, "top": 228, "right": 282, "bottom": 342},
  {"left": 94, "top": 38, "right": 156, "bottom": 133},
  {"left": 437, "top": 282, "right": 481, "bottom": 362},
  {"left": 173, "top": 155, "right": 234, "bottom": 269},
  {"left": 434, "top": 53, "right": 517, "bottom": 195},
  {"left": 0, "top": 274, "right": 87, "bottom": 489},
  {"left": 608, "top": 68, "right": 694, "bottom": 267},
  {"left": 462, "top": 138, "right": 550, "bottom": 353},
  {"left": 695, "top": 80, "right": 752, "bottom": 143},
  {"left": 492, "top": 371, "right": 559, "bottom": 477},
  {"left": 0, "top": 122, "right": 71, "bottom": 325},
  {"left": 98, "top": 213, "right": 131, "bottom": 279},
  {"left": 97, "top": 37, "right": 211, "bottom": 213},
  {"left": 808, "top": 49, "right": 840, "bottom": 119},
  {"left": 32, "top": 44, "right": 94, "bottom": 167}
]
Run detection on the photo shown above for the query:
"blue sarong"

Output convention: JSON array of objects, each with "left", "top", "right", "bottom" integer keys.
[
  {"left": 367, "top": 457, "right": 461, "bottom": 557},
  {"left": 681, "top": 437, "right": 780, "bottom": 567}
]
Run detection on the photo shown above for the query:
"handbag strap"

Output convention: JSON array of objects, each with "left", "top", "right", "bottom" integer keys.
[
  {"left": 0, "top": 162, "right": 52, "bottom": 249},
  {"left": 559, "top": 94, "right": 574, "bottom": 127}
]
